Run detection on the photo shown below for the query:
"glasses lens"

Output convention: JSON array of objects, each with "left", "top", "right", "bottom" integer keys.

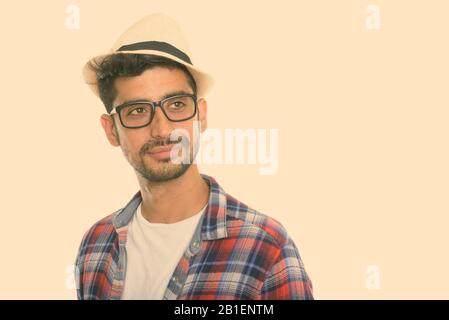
[
  {"left": 117, "top": 96, "right": 196, "bottom": 128},
  {"left": 162, "top": 95, "right": 196, "bottom": 121},
  {"left": 119, "top": 103, "right": 152, "bottom": 127}
]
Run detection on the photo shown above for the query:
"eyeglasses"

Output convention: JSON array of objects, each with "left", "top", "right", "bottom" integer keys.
[{"left": 111, "top": 93, "right": 197, "bottom": 129}]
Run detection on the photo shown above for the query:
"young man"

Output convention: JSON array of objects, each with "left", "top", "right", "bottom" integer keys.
[{"left": 75, "top": 13, "right": 313, "bottom": 300}]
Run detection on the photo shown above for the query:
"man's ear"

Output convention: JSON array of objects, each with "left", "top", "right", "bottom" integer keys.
[
  {"left": 100, "top": 114, "right": 120, "bottom": 146},
  {"left": 197, "top": 98, "right": 207, "bottom": 132}
]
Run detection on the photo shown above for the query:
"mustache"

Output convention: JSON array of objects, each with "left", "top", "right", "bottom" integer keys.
[{"left": 139, "top": 136, "right": 183, "bottom": 155}]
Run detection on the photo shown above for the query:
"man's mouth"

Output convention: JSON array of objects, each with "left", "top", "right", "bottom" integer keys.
[{"left": 147, "top": 143, "right": 177, "bottom": 160}]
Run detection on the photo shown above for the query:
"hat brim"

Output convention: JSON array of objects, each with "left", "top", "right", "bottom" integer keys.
[{"left": 82, "top": 50, "right": 214, "bottom": 107}]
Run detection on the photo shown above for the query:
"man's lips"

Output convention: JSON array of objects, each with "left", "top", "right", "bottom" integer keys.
[
  {"left": 146, "top": 144, "right": 177, "bottom": 160},
  {"left": 148, "top": 144, "right": 176, "bottom": 154}
]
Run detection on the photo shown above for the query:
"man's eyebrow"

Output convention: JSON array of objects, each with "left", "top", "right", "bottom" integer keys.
[
  {"left": 118, "top": 90, "right": 194, "bottom": 106},
  {"left": 160, "top": 90, "right": 194, "bottom": 101}
]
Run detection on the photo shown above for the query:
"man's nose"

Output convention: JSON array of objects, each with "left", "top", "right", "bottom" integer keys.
[{"left": 150, "top": 107, "right": 172, "bottom": 139}]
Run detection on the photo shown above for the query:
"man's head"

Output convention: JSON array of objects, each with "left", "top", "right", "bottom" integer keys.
[{"left": 91, "top": 54, "right": 207, "bottom": 182}]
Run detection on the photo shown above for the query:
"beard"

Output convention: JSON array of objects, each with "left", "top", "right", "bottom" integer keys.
[
  {"left": 124, "top": 134, "right": 198, "bottom": 183},
  {"left": 135, "top": 157, "right": 191, "bottom": 182}
]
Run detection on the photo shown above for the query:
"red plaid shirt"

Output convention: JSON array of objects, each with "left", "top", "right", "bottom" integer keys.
[{"left": 75, "top": 174, "right": 313, "bottom": 300}]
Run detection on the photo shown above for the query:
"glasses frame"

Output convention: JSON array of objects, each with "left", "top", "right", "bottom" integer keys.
[{"left": 111, "top": 93, "right": 198, "bottom": 129}]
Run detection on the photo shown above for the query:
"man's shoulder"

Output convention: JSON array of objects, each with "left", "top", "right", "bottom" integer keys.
[
  {"left": 85, "top": 210, "right": 119, "bottom": 236},
  {"left": 224, "top": 193, "right": 290, "bottom": 248},
  {"left": 77, "top": 209, "right": 122, "bottom": 255}
]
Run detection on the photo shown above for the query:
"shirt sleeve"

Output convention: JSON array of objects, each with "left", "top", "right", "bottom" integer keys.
[
  {"left": 74, "top": 226, "right": 94, "bottom": 300},
  {"left": 74, "top": 233, "right": 86, "bottom": 300},
  {"left": 260, "top": 237, "right": 314, "bottom": 300}
]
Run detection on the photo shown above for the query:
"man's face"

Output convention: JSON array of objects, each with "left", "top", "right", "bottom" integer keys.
[{"left": 100, "top": 67, "right": 207, "bottom": 182}]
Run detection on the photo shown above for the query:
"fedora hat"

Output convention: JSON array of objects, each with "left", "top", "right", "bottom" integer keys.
[{"left": 82, "top": 13, "right": 214, "bottom": 104}]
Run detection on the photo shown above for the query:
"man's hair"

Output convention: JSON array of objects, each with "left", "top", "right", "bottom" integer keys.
[{"left": 88, "top": 53, "right": 197, "bottom": 113}]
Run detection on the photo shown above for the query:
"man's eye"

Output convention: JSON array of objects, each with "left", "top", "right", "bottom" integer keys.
[
  {"left": 171, "top": 101, "right": 186, "bottom": 108},
  {"left": 128, "top": 107, "right": 148, "bottom": 115}
]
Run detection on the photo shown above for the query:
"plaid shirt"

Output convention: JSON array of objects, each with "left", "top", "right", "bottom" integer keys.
[{"left": 75, "top": 174, "right": 313, "bottom": 300}]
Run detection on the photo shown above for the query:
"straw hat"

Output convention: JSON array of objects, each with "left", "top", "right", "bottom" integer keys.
[{"left": 82, "top": 13, "right": 214, "bottom": 105}]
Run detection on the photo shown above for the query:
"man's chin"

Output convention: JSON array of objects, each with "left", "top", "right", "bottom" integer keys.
[{"left": 137, "top": 162, "right": 191, "bottom": 183}]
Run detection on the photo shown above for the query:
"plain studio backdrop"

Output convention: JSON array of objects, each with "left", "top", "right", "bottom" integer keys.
[{"left": 0, "top": 0, "right": 448, "bottom": 299}]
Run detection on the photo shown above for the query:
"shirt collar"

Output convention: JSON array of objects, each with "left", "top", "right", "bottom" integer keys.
[{"left": 112, "top": 173, "right": 228, "bottom": 241}]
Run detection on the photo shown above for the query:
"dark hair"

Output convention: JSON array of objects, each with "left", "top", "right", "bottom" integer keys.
[{"left": 88, "top": 54, "right": 197, "bottom": 113}]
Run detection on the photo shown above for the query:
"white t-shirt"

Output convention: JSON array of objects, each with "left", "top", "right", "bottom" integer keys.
[{"left": 121, "top": 203, "right": 206, "bottom": 300}]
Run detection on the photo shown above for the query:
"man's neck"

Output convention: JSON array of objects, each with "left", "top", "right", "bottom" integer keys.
[{"left": 136, "top": 165, "right": 210, "bottom": 224}]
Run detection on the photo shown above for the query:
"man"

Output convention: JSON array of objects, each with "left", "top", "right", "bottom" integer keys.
[{"left": 75, "top": 13, "right": 313, "bottom": 300}]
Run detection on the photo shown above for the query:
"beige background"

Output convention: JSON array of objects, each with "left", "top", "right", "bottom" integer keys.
[{"left": 0, "top": 0, "right": 448, "bottom": 299}]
